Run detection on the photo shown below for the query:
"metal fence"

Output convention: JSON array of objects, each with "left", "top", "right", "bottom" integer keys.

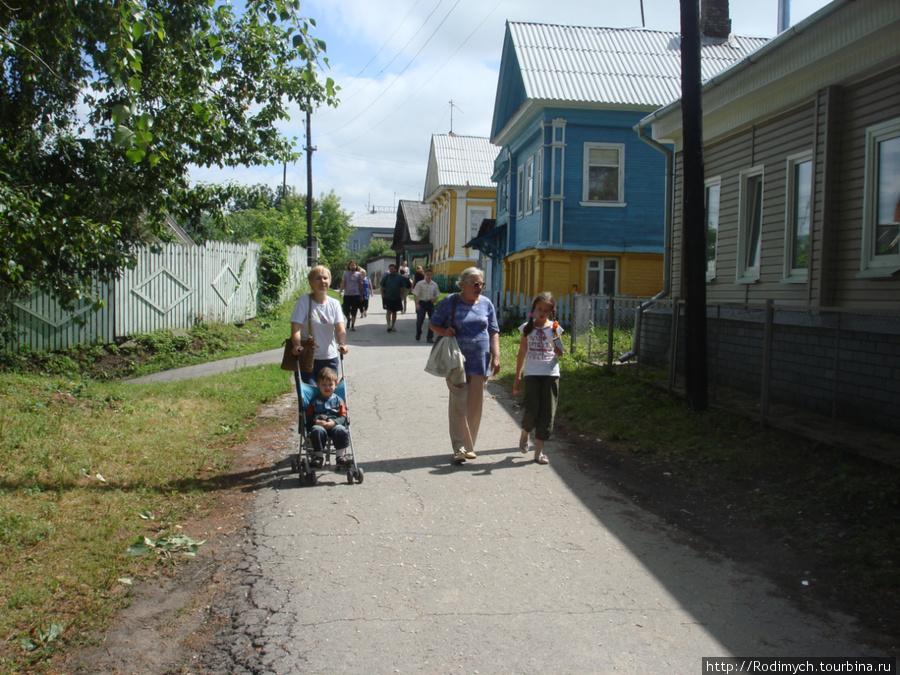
[
  {"left": 6, "top": 242, "right": 308, "bottom": 352},
  {"left": 567, "top": 295, "right": 667, "bottom": 367},
  {"left": 638, "top": 300, "right": 900, "bottom": 435}
]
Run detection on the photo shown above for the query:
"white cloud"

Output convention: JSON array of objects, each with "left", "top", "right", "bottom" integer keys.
[{"left": 191, "top": 0, "right": 834, "bottom": 215}]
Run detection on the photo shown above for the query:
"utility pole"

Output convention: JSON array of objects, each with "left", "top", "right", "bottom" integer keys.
[
  {"left": 306, "top": 101, "right": 317, "bottom": 267},
  {"left": 680, "top": 0, "right": 708, "bottom": 410}
]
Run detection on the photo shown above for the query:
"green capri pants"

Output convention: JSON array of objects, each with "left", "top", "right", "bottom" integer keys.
[{"left": 520, "top": 375, "right": 559, "bottom": 441}]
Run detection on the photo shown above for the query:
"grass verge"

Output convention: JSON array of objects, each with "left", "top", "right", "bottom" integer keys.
[{"left": 0, "top": 296, "right": 305, "bottom": 673}]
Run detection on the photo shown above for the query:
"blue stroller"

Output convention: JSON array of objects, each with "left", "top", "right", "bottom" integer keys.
[{"left": 291, "top": 358, "right": 363, "bottom": 486}]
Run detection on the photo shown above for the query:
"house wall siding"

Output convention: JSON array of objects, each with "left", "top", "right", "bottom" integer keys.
[
  {"left": 673, "top": 65, "right": 900, "bottom": 311},
  {"left": 640, "top": 306, "right": 900, "bottom": 433}
]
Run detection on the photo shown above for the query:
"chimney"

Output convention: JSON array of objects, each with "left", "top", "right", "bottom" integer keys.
[{"left": 700, "top": 0, "right": 732, "bottom": 40}]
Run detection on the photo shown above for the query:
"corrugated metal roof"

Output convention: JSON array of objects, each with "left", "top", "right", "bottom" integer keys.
[
  {"left": 508, "top": 22, "right": 769, "bottom": 107},
  {"left": 431, "top": 134, "right": 499, "bottom": 189},
  {"left": 396, "top": 199, "right": 432, "bottom": 244},
  {"left": 350, "top": 209, "right": 396, "bottom": 230}
]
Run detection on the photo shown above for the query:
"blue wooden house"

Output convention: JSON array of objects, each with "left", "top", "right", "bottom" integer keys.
[{"left": 480, "top": 18, "right": 768, "bottom": 301}]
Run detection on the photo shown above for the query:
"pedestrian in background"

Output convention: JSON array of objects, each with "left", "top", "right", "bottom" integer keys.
[
  {"left": 429, "top": 267, "right": 500, "bottom": 463},
  {"left": 413, "top": 267, "right": 440, "bottom": 343},
  {"left": 380, "top": 263, "right": 410, "bottom": 332},
  {"left": 513, "top": 292, "right": 564, "bottom": 465},
  {"left": 399, "top": 259, "right": 411, "bottom": 314},
  {"left": 339, "top": 260, "right": 363, "bottom": 331},
  {"left": 359, "top": 269, "right": 372, "bottom": 318}
]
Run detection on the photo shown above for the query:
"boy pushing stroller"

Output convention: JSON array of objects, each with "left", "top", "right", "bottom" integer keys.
[{"left": 305, "top": 367, "right": 352, "bottom": 468}]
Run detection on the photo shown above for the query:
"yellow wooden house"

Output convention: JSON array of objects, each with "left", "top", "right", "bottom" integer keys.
[{"left": 423, "top": 133, "right": 499, "bottom": 280}]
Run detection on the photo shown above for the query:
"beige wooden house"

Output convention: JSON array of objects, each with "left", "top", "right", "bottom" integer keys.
[{"left": 637, "top": 0, "right": 900, "bottom": 433}]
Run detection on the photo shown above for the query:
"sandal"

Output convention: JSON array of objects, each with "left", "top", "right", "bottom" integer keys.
[{"left": 535, "top": 454, "right": 549, "bottom": 465}]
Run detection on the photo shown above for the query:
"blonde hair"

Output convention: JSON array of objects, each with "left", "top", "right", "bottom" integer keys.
[{"left": 307, "top": 265, "right": 331, "bottom": 284}]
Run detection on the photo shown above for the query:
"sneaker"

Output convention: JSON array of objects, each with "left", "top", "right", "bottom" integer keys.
[
  {"left": 336, "top": 455, "right": 352, "bottom": 466},
  {"left": 415, "top": 335, "right": 421, "bottom": 341},
  {"left": 464, "top": 450, "right": 477, "bottom": 459},
  {"left": 310, "top": 455, "right": 324, "bottom": 469},
  {"left": 387, "top": 327, "right": 392, "bottom": 332},
  {"left": 453, "top": 450, "right": 467, "bottom": 462}
]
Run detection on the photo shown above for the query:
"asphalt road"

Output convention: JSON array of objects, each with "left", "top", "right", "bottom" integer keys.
[{"left": 142, "top": 302, "right": 884, "bottom": 673}]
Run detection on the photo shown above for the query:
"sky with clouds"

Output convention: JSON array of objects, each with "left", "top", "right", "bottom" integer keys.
[{"left": 190, "top": 0, "right": 834, "bottom": 217}]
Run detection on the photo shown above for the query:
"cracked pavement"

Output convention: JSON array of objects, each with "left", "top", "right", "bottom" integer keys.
[{"left": 194, "top": 309, "right": 881, "bottom": 673}]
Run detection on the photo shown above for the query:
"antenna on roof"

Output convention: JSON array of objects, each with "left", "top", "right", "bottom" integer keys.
[{"left": 449, "top": 100, "right": 459, "bottom": 135}]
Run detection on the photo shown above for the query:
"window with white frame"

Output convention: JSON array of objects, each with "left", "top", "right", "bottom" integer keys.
[
  {"left": 784, "top": 152, "right": 812, "bottom": 279},
  {"left": 535, "top": 148, "right": 543, "bottom": 211},
  {"left": 737, "top": 167, "right": 764, "bottom": 281},
  {"left": 587, "top": 258, "right": 618, "bottom": 296},
  {"left": 524, "top": 156, "right": 534, "bottom": 214},
  {"left": 582, "top": 143, "right": 624, "bottom": 205},
  {"left": 705, "top": 177, "right": 721, "bottom": 280},
  {"left": 516, "top": 165, "right": 524, "bottom": 217},
  {"left": 861, "top": 117, "right": 900, "bottom": 274}
]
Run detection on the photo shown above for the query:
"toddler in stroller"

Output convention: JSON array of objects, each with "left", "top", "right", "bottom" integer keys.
[
  {"left": 292, "top": 365, "right": 364, "bottom": 485},
  {"left": 305, "top": 367, "right": 350, "bottom": 467}
]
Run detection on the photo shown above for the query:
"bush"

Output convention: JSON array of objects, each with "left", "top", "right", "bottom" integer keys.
[{"left": 257, "top": 237, "right": 290, "bottom": 312}]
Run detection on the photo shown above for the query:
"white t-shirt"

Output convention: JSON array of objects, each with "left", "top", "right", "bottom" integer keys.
[
  {"left": 519, "top": 322, "right": 564, "bottom": 377},
  {"left": 291, "top": 294, "right": 344, "bottom": 359}
]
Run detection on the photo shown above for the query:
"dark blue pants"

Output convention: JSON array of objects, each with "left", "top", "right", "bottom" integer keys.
[
  {"left": 309, "top": 424, "right": 350, "bottom": 454},
  {"left": 416, "top": 301, "right": 435, "bottom": 340}
]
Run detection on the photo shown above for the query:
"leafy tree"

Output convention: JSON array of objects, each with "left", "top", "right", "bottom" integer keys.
[
  {"left": 257, "top": 236, "right": 290, "bottom": 312},
  {"left": 313, "top": 190, "right": 353, "bottom": 269},
  {"left": 357, "top": 239, "right": 394, "bottom": 266},
  {"left": 0, "top": 0, "right": 337, "bottom": 311}
]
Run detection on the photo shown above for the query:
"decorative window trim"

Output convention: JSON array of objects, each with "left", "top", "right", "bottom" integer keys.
[
  {"left": 524, "top": 156, "right": 534, "bottom": 215},
  {"left": 516, "top": 165, "right": 524, "bottom": 218},
  {"left": 535, "top": 148, "right": 543, "bottom": 212},
  {"left": 581, "top": 142, "right": 625, "bottom": 207},
  {"left": 736, "top": 166, "right": 765, "bottom": 283},
  {"left": 705, "top": 176, "right": 721, "bottom": 281},
  {"left": 859, "top": 117, "right": 900, "bottom": 277},
  {"left": 782, "top": 151, "right": 813, "bottom": 283}
]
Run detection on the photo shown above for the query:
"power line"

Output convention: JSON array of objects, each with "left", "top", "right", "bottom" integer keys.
[
  {"left": 318, "top": 0, "right": 438, "bottom": 112},
  {"left": 317, "top": 0, "right": 463, "bottom": 138},
  {"left": 329, "top": 0, "right": 502, "bottom": 148}
]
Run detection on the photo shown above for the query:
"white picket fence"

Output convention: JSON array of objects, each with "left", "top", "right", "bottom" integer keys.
[
  {"left": 9, "top": 241, "right": 307, "bottom": 352},
  {"left": 490, "top": 290, "right": 575, "bottom": 327}
]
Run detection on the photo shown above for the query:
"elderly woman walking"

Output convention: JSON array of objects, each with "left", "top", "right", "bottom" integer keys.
[{"left": 429, "top": 267, "right": 500, "bottom": 463}]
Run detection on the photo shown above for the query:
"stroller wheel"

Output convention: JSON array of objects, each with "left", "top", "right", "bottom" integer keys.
[
  {"left": 308, "top": 470, "right": 318, "bottom": 486},
  {"left": 346, "top": 470, "right": 354, "bottom": 485},
  {"left": 355, "top": 467, "right": 364, "bottom": 484}
]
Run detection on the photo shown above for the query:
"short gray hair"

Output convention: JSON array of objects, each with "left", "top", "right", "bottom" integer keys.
[{"left": 457, "top": 267, "right": 485, "bottom": 288}]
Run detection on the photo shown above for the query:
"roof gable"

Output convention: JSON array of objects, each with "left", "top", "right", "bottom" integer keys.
[
  {"left": 491, "top": 21, "right": 769, "bottom": 141},
  {"left": 393, "top": 199, "right": 432, "bottom": 246},
  {"left": 423, "top": 134, "right": 499, "bottom": 202}
]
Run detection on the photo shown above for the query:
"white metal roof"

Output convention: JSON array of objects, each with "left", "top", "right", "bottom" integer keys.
[
  {"left": 424, "top": 134, "right": 499, "bottom": 201},
  {"left": 350, "top": 209, "right": 396, "bottom": 230},
  {"left": 506, "top": 22, "right": 769, "bottom": 108}
]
